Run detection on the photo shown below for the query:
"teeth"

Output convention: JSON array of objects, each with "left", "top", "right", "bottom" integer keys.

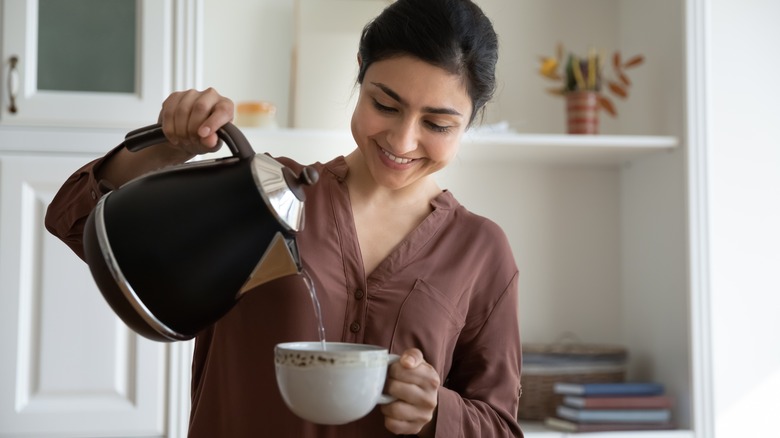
[{"left": 382, "top": 148, "right": 414, "bottom": 164}]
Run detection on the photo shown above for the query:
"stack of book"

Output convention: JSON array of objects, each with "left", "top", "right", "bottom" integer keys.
[
  {"left": 519, "top": 341, "right": 627, "bottom": 421},
  {"left": 544, "top": 382, "right": 675, "bottom": 433}
]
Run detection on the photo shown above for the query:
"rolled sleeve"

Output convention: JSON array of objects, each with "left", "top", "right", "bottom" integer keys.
[{"left": 44, "top": 146, "right": 121, "bottom": 260}]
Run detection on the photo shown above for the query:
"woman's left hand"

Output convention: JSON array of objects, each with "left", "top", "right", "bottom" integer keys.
[{"left": 381, "top": 348, "right": 440, "bottom": 436}]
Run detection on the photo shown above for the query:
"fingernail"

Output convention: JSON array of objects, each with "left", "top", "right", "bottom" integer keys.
[{"left": 199, "top": 126, "right": 211, "bottom": 137}]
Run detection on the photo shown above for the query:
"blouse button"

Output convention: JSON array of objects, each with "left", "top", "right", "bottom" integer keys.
[
  {"left": 349, "top": 321, "right": 361, "bottom": 333},
  {"left": 90, "top": 190, "right": 97, "bottom": 199},
  {"left": 354, "top": 289, "right": 364, "bottom": 300}
]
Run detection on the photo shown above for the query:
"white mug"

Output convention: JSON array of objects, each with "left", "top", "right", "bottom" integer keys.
[{"left": 274, "top": 341, "right": 400, "bottom": 425}]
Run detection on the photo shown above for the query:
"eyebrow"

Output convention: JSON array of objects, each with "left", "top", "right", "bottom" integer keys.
[{"left": 371, "top": 82, "right": 463, "bottom": 117}]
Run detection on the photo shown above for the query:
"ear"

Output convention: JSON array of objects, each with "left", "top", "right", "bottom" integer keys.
[{"left": 357, "top": 53, "right": 362, "bottom": 69}]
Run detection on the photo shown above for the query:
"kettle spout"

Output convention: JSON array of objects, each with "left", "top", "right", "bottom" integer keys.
[{"left": 238, "top": 232, "right": 302, "bottom": 296}]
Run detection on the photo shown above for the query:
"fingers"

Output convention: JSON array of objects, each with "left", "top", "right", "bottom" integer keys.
[
  {"left": 382, "top": 406, "right": 434, "bottom": 436},
  {"left": 381, "top": 348, "right": 440, "bottom": 435},
  {"left": 380, "top": 383, "right": 437, "bottom": 435},
  {"left": 385, "top": 365, "right": 439, "bottom": 409},
  {"left": 159, "top": 88, "right": 234, "bottom": 152},
  {"left": 199, "top": 95, "right": 234, "bottom": 145},
  {"left": 390, "top": 349, "right": 440, "bottom": 391},
  {"left": 400, "top": 348, "right": 424, "bottom": 368},
  {"left": 159, "top": 90, "right": 188, "bottom": 145}
]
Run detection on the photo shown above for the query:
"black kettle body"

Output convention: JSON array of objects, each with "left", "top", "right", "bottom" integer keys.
[{"left": 83, "top": 123, "right": 318, "bottom": 342}]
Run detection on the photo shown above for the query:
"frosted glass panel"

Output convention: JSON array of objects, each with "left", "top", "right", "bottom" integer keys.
[{"left": 37, "top": 0, "right": 136, "bottom": 93}]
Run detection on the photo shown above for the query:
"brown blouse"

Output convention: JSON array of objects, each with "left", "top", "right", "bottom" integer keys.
[{"left": 45, "top": 153, "right": 524, "bottom": 438}]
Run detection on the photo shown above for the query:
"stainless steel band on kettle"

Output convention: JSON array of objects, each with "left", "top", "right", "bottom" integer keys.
[{"left": 92, "top": 195, "right": 190, "bottom": 341}]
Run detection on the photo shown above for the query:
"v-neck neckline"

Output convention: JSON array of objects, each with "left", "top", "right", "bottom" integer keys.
[{"left": 324, "top": 156, "right": 458, "bottom": 287}]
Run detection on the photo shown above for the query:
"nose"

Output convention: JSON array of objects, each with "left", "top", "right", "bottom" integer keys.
[{"left": 386, "top": 117, "right": 419, "bottom": 155}]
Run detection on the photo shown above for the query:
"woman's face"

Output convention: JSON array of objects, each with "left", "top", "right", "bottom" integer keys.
[{"left": 351, "top": 55, "right": 472, "bottom": 192}]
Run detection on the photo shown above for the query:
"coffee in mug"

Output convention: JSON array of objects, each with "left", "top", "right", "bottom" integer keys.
[{"left": 274, "top": 342, "right": 399, "bottom": 425}]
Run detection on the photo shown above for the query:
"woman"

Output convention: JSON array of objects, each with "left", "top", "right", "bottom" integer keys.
[{"left": 45, "top": 0, "right": 523, "bottom": 436}]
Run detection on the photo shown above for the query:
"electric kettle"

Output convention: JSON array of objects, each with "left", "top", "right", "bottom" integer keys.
[{"left": 82, "top": 123, "right": 319, "bottom": 342}]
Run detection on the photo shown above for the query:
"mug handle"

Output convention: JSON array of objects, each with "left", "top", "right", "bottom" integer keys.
[{"left": 377, "top": 354, "right": 401, "bottom": 404}]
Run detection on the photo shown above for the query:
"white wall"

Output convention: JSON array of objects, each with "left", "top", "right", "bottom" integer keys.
[
  {"left": 707, "top": 0, "right": 780, "bottom": 436},
  {"left": 480, "top": 0, "right": 622, "bottom": 134},
  {"left": 202, "top": 0, "right": 295, "bottom": 126},
  {"left": 203, "top": 0, "right": 650, "bottom": 135},
  {"left": 618, "top": 0, "right": 690, "bottom": 427}
]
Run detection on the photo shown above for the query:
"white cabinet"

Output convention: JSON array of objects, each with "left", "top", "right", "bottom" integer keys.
[
  {"left": 0, "top": 150, "right": 180, "bottom": 437},
  {"left": 0, "top": 0, "right": 200, "bottom": 435},
  {"left": 0, "top": 0, "right": 173, "bottom": 128}
]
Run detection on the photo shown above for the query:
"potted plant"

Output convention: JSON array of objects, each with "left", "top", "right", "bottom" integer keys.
[{"left": 538, "top": 43, "right": 644, "bottom": 133}]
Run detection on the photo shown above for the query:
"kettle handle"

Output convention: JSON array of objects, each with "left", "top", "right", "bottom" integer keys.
[{"left": 121, "top": 122, "right": 255, "bottom": 159}]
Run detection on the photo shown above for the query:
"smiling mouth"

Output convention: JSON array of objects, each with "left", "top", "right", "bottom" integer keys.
[{"left": 381, "top": 148, "right": 415, "bottom": 164}]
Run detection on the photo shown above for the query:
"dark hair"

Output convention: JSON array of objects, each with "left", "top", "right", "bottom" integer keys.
[{"left": 357, "top": 0, "right": 498, "bottom": 126}]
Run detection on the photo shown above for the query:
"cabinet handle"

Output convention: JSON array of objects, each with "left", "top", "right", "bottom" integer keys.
[{"left": 7, "top": 55, "right": 19, "bottom": 114}]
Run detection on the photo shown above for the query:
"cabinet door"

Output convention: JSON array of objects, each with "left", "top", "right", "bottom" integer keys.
[
  {"left": 0, "top": 0, "right": 171, "bottom": 128},
  {"left": 0, "top": 154, "right": 169, "bottom": 437}
]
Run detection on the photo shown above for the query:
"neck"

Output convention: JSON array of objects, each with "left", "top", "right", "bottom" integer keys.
[{"left": 344, "top": 149, "right": 441, "bottom": 208}]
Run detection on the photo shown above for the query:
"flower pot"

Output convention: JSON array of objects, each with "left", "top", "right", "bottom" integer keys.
[{"left": 566, "top": 91, "right": 599, "bottom": 134}]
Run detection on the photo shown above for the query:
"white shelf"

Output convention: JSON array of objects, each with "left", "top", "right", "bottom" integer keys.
[
  {"left": 459, "top": 132, "right": 679, "bottom": 166},
  {"left": 521, "top": 421, "right": 694, "bottom": 438},
  {"left": 240, "top": 127, "right": 679, "bottom": 167}
]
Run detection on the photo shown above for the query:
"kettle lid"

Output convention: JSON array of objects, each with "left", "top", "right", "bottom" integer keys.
[{"left": 251, "top": 154, "right": 319, "bottom": 233}]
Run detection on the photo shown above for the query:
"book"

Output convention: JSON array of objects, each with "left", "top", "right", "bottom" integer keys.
[
  {"left": 553, "top": 381, "right": 665, "bottom": 396},
  {"left": 556, "top": 405, "right": 672, "bottom": 423},
  {"left": 545, "top": 416, "right": 676, "bottom": 433},
  {"left": 563, "top": 394, "right": 675, "bottom": 409}
]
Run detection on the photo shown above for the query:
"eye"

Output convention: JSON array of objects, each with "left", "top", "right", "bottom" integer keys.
[
  {"left": 425, "top": 121, "right": 451, "bottom": 133},
  {"left": 372, "top": 99, "right": 396, "bottom": 113}
]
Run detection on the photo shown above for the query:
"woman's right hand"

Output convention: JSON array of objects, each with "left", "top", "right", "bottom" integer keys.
[
  {"left": 158, "top": 88, "right": 235, "bottom": 155},
  {"left": 95, "top": 88, "right": 234, "bottom": 188}
]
